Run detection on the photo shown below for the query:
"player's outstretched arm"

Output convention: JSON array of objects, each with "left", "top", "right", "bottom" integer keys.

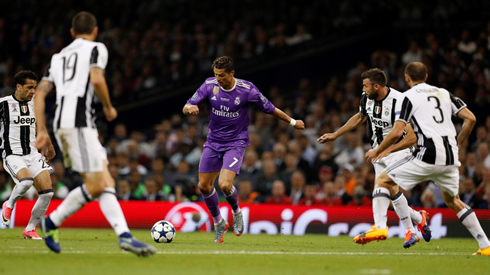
[
  {"left": 90, "top": 67, "right": 117, "bottom": 122},
  {"left": 270, "top": 108, "right": 304, "bottom": 130},
  {"left": 456, "top": 107, "right": 476, "bottom": 148},
  {"left": 183, "top": 104, "right": 199, "bottom": 115},
  {"left": 34, "top": 80, "right": 54, "bottom": 154},
  {"left": 318, "top": 113, "right": 366, "bottom": 144},
  {"left": 366, "top": 120, "right": 405, "bottom": 162}
]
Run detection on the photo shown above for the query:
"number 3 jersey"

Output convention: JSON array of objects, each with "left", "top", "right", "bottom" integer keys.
[
  {"left": 43, "top": 38, "right": 109, "bottom": 130},
  {"left": 0, "top": 96, "right": 37, "bottom": 157},
  {"left": 187, "top": 77, "right": 276, "bottom": 150},
  {"left": 395, "top": 82, "right": 466, "bottom": 166}
]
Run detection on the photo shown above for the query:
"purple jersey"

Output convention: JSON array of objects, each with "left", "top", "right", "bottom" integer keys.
[{"left": 187, "top": 77, "right": 275, "bottom": 150}]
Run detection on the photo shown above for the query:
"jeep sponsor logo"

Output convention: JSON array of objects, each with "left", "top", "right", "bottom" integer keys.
[
  {"left": 13, "top": 116, "right": 36, "bottom": 126},
  {"left": 372, "top": 117, "right": 389, "bottom": 128}
]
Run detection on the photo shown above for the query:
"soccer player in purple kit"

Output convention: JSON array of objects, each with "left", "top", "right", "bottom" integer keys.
[{"left": 183, "top": 56, "right": 305, "bottom": 243}]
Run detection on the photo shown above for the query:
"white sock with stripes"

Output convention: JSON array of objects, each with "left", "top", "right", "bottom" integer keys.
[
  {"left": 50, "top": 185, "right": 91, "bottom": 227},
  {"left": 391, "top": 191, "right": 415, "bottom": 232},
  {"left": 26, "top": 190, "right": 53, "bottom": 231},
  {"left": 7, "top": 178, "right": 33, "bottom": 208},
  {"left": 457, "top": 207, "right": 490, "bottom": 249},
  {"left": 98, "top": 187, "right": 130, "bottom": 236},
  {"left": 372, "top": 187, "right": 390, "bottom": 229}
]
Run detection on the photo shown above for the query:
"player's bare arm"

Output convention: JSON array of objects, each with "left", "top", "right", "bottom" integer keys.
[
  {"left": 455, "top": 107, "right": 476, "bottom": 148},
  {"left": 183, "top": 103, "right": 199, "bottom": 115},
  {"left": 90, "top": 67, "right": 117, "bottom": 122},
  {"left": 318, "top": 112, "right": 367, "bottom": 144},
  {"left": 373, "top": 123, "right": 416, "bottom": 161},
  {"left": 34, "top": 80, "right": 54, "bottom": 153},
  {"left": 271, "top": 108, "right": 305, "bottom": 130},
  {"left": 365, "top": 120, "right": 405, "bottom": 162}
]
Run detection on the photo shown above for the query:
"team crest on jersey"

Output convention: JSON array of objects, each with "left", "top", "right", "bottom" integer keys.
[
  {"left": 383, "top": 106, "right": 390, "bottom": 116},
  {"left": 10, "top": 103, "right": 17, "bottom": 112},
  {"left": 213, "top": 86, "right": 219, "bottom": 95},
  {"left": 374, "top": 106, "right": 381, "bottom": 114},
  {"left": 234, "top": 97, "right": 240, "bottom": 105},
  {"left": 21, "top": 105, "right": 28, "bottom": 113}
]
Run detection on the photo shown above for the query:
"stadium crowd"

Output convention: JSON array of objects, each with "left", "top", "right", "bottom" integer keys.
[{"left": 0, "top": 1, "right": 490, "bottom": 209}]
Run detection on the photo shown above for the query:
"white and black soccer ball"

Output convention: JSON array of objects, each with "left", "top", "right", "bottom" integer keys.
[{"left": 151, "top": 220, "right": 176, "bottom": 243}]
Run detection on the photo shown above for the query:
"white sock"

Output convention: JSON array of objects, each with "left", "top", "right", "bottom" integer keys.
[
  {"left": 26, "top": 190, "right": 53, "bottom": 231},
  {"left": 391, "top": 192, "right": 415, "bottom": 232},
  {"left": 50, "top": 185, "right": 92, "bottom": 227},
  {"left": 457, "top": 207, "right": 490, "bottom": 249},
  {"left": 372, "top": 187, "right": 390, "bottom": 229},
  {"left": 7, "top": 178, "right": 33, "bottom": 208},
  {"left": 98, "top": 187, "right": 130, "bottom": 236},
  {"left": 409, "top": 208, "right": 422, "bottom": 224}
]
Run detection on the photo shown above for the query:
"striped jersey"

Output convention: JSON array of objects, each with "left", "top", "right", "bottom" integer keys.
[
  {"left": 396, "top": 82, "right": 466, "bottom": 166},
  {"left": 43, "top": 38, "right": 109, "bottom": 130},
  {"left": 0, "top": 95, "right": 37, "bottom": 157},
  {"left": 359, "top": 87, "right": 406, "bottom": 149}
]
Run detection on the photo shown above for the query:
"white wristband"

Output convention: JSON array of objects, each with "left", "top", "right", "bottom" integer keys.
[{"left": 289, "top": 118, "right": 297, "bottom": 127}]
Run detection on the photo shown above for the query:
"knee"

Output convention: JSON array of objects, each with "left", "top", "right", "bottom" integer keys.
[
  {"left": 218, "top": 179, "right": 231, "bottom": 193},
  {"left": 198, "top": 181, "right": 213, "bottom": 194},
  {"left": 87, "top": 183, "right": 105, "bottom": 198}
]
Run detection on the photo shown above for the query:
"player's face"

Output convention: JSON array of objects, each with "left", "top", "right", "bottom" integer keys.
[
  {"left": 17, "top": 79, "right": 37, "bottom": 101},
  {"left": 214, "top": 68, "right": 235, "bottom": 89},
  {"left": 362, "top": 78, "right": 379, "bottom": 100}
]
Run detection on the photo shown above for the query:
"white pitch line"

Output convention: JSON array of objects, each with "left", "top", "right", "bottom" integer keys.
[{"left": 0, "top": 250, "right": 470, "bottom": 256}]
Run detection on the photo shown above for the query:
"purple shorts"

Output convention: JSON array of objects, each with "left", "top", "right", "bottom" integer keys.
[{"left": 199, "top": 146, "right": 245, "bottom": 174}]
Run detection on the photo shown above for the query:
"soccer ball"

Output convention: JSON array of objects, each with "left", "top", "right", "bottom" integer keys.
[{"left": 151, "top": 220, "right": 176, "bottom": 243}]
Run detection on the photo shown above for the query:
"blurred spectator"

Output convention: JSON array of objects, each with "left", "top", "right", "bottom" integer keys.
[
  {"left": 402, "top": 40, "right": 423, "bottom": 65},
  {"left": 256, "top": 160, "right": 279, "bottom": 199},
  {"left": 289, "top": 170, "right": 306, "bottom": 205},
  {"left": 298, "top": 183, "right": 323, "bottom": 206},
  {"left": 334, "top": 175, "right": 353, "bottom": 205},
  {"left": 237, "top": 179, "right": 261, "bottom": 204},
  {"left": 421, "top": 188, "right": 437, "bottom": 208},
  {"left": 128, "top": 170, "right": 146, "bottom": 200},
  {"left": 265, "top": 180, "right": 292, "bottom": 204},
  {"left": 117, "top": 179, "right": 136, "bottom": 201},
  {"left": 142, "top": 177, "right": 162, "bottom": 201},
  {"left": 346, "top": 185, "right": 372, "bottom": 206},
  {"left": 171, "top": 161, "right": 197, "bottom": 201},
  {"left": 460, "top": 177, "right": 482, "bottom": 209}
]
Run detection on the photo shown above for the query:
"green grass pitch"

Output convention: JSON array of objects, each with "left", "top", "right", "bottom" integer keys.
[{"left": 1, "top": 228, "right": 489, "bottom": 275}]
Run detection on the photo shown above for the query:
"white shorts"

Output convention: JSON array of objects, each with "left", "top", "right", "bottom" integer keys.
[
  {"left": 386, "top": 155, "right": 459, "bottom": 196},
  {"left": 55, "top": 128, "right": 107, "bottom": 173},
  {"left": 3, "top": 153, "right": 52, "bottom": 184},
  {"left": 372, "top": 149, "right": 412, "bottom": 178}
]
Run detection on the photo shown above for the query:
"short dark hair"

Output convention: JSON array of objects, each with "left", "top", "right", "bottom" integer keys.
[
  {"left": 14, "top": 70, "right": 37, "bottom": 86},
  {"left": 72, "top": 11, "right": 97, "bottom": 35},
  {"left": 405, "top": 62, "right": 427, "bottom": 82},
  {"left": 211, "top": 56, "right": 235, "bottom": 72},
  {"left": 361, "top": 68, "right": 387, "bottom": 86}
]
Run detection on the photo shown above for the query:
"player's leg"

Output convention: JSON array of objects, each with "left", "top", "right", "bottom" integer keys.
[
  {"left": 2, "top": 156, "right": 34, "bottom": 226},
  {"left": 220, "top": 147, "right": 245, "bottom": 236},
  {"left": 198, "top": 146, "right": 228, "bottom": 242},
  {"left": 437, "top": 168, "right": 490, "bottom": 256},
  {"left": 381, "top": 152, "right": 424, "bottom": 226},
  {"left": 25, "top": 169, "right": 53, "bottom": 239},
  {"left": 383, "top": 156, "right": 431, "bottom": 248},
  {"left": 84, "top": 163, "right": 155, "bottom": 256}
]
